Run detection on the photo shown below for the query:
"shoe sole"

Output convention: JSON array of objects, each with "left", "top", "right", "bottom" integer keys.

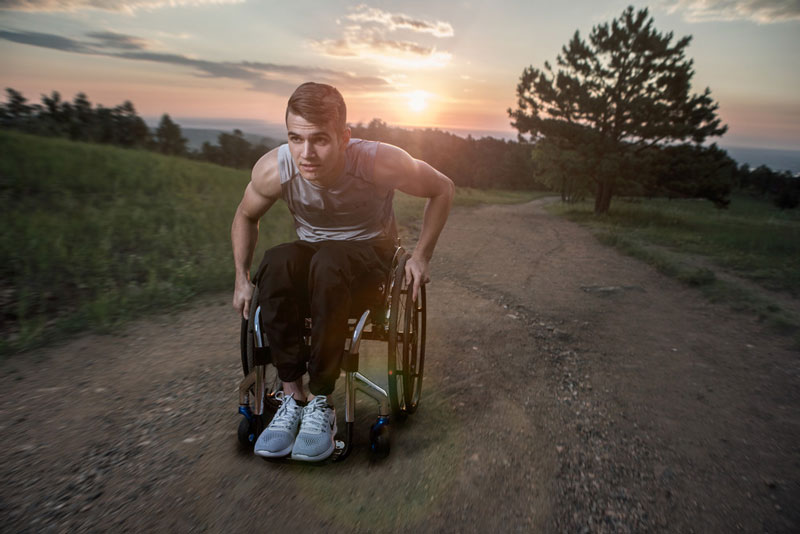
[
  {"left": 254, "top": 442, "right": 294, "bottom": 458},
  {"left": 291, "top": 420, "right": 338, "bottom": 462}
]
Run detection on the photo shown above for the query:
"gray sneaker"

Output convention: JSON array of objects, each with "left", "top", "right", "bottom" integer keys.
[
  {"left": 291, "top": 395, "right": 337, "bottom": 462},
  {"left": 254, "top": 392, "right": 303, "bottom": 458}
]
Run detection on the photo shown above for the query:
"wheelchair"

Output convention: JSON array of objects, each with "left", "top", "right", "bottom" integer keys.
[{"left": 236, "top": 246, "right": 426, "bottom": 461}]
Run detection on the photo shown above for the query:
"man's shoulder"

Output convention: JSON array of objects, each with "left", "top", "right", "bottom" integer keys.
[
  {"left": 345, "top": 138, "right": 381, "bottom": 180},
  {"left": 250, "top": 146, "right": 282, "bottom": 198}
]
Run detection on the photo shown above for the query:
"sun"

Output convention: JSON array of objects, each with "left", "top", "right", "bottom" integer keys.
[{"left": 408, "top": 90, "right": 429, "bottom": 113}]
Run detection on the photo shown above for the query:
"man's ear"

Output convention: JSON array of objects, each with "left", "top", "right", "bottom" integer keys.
[{"left": 340, "top": 127, "right": 351, "bottom": 148}]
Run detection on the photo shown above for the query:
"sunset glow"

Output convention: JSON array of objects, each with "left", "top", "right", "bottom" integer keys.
[{"left": 408, "top": 91, "right": 430, "bottom": 113}]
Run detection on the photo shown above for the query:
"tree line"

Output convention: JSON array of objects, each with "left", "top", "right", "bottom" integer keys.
[
  {"left": 3, "top": 81, "right": 795, "bottom": 209},
  {"left": 350, "top": 119, "right": 543, "bottom": 190},
  {"left": 0, "top": 88, "right": 272, "bottom": 169},
  {"left": 736, "top": 164, "right": 799, "bottom": 210},
  {"left": 0, "top": 88, "right": 544, "bottom": 190}
]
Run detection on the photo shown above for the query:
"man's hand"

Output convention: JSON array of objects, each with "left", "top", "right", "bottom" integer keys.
[
  {"left": 232, "top": 279, "right": 255, "bottom": 320},
  {"left": 404, "top": 255, "right": 430, "bottom": 303}
]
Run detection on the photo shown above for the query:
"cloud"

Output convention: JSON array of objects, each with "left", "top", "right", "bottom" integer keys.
[
  {"left": 86, "top": 31, "right": 148, "bottom": 50},
  {"left": 313, "top": 6, "right": 454, "bottom": 68},
  {"left": 344, "top": 5, "right": 454, "bottom": 37},
  {"left": 0, "top": 0, "right": 244, "bottom": 14},
  {"left": 664, "top": 0, "right": 800, "bottom": 23},
  {"left": 0, "top": 28, "right": 392, "bottom": 94},
  {"left": 0, "top": 29, "right": 91, "bottom": 52},
  {"left": 313, "top": 26, "right": 452, "bottom": 67}
]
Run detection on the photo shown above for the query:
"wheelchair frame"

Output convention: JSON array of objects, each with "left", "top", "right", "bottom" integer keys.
[{"left": 236, "top": 248, "right": 426, "bottom": 461}]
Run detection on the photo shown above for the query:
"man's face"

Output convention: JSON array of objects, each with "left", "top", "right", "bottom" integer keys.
[{"left": 286, "top": 112, "right": 350, "bottom": 186}]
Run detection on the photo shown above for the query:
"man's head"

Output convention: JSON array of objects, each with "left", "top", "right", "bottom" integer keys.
[
  {"left": 286, "top": 82, "right": 347, "bottom": 134},
  {"left": 285, "top": 82, "right": 351, "bottom": 186}
]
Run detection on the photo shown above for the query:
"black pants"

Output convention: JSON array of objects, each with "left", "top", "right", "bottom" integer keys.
[{"left": 255, "top": 240, "right": 392, "bottom": 396}]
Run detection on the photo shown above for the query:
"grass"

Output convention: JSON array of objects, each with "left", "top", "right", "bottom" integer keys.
[
  {"left": 0, "top": 131, "right": 295, "bottom": 356},
  {"left": 550, "top": 195, "right": 800, "bottom": 337},
  {"left": 1, "top": 131, "right": 541, "bottom": 356}
]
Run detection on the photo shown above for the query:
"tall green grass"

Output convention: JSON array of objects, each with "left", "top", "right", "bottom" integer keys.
[
  {"left": 0, "top": 131, "right": 295, "bottom": 355},
  {"left": 1, "top": 131, "right": 540, "bottom": 356},
  {"left": 551, "top": 196, "right": 800, "bottom": 336}
]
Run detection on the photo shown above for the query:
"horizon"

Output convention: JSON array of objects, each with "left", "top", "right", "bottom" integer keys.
[
  {"left": 149, "top": 115, "right": 800, "bottom": 173},
  {"left": 1, "top": 1, "right": 798, "bottom": 153}
]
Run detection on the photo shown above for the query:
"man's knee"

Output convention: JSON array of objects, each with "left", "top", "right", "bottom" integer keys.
[
  {"left": 262, "top": 241, "right": 306, "bottom": 266},
  {"left": 257, "top": 241, "right": 313, "bottom": 284}
]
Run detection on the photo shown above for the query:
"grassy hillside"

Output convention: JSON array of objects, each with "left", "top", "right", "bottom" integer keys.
[
  {"left": 0, "top": 131, "right": 296, "bottom": 355},
  {"left": 1, "top": 131, "right": 541, "bottom": 356}
]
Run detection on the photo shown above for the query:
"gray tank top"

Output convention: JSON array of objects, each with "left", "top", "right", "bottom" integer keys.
[{"left": 277, "top": 139, "right": 397, "bottom": 244}]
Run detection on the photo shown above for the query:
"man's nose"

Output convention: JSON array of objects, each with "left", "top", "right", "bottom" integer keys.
[{"left": 302, "top": 141, "right": 314, "bottom": 159}]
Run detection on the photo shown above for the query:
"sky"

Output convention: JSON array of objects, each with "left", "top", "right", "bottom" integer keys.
[{"left": 0, "top": 0, "right": 798, "bottom": 150}]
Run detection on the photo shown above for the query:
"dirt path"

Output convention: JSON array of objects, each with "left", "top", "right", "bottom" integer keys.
[{"left": 2, "top": 199, "right": 798, "bottom": 533}]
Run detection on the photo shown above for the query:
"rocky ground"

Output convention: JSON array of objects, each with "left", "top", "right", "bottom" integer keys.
[{"left": 1, "top": 199, "right": 798, "bottom": 533}]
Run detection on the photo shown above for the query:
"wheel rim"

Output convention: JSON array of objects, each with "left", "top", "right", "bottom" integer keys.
[{"left": 388, "top": 256, "right": 408, "bottom": 417}]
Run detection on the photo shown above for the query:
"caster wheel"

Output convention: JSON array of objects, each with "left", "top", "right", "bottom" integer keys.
[
  {"left": 369, "top": 420, "right": 391, "bottom": 458},
  {"left": 237, "top": 415, "right": 263, "bottom": 449}
]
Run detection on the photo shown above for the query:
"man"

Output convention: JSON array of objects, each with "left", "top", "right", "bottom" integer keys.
[{"left": 231, "top": 82, "right": 454, "bottom": 461}]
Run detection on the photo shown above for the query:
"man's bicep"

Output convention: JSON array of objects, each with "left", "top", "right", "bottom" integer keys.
[
  {"left": 238, "top": 181, "right": 278, "bottom": 221},
  {"left": 238, "top": 149, "right": 282, "bottom": 220}
]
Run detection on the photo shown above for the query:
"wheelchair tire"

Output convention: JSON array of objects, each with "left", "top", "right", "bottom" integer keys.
[
  {"left": 402, "top": 283, "right": 425, "bottom": 415},
  {"left": 388, "top": 254, "right": 426, "bottom": 418},
  {"left": 241, "top": 285, "right": 260, "bottom": 376}
]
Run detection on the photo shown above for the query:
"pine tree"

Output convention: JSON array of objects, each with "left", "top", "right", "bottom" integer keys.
[
  {"left": 509, "top": 6, "right": 727, "bottom": 213},
  {"left": 154, "top": 113, "right": 187, "bottom": 156}
]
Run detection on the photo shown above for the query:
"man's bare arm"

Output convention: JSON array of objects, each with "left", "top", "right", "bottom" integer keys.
[
  {"left": 231, "top": 148, "right": 282, "bottom": 318},
  {"left": 374, "top": 144, "right": 455, "bottom": 302}
]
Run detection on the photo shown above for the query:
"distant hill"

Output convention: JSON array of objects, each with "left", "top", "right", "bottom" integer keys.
[
  {"left": 722, "top": 146, "right": 800, "bottom": 174},
  {"left": 180, "top": 128, "right": 280, "bottom": 152}
]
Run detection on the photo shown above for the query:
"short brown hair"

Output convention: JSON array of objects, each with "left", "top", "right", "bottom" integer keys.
[{"left": 285, "top": 82, "right": 347, "bottom": 132}]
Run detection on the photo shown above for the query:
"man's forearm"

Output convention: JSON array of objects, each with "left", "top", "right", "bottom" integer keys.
[
  {"left": 413, "top": 181, "right": 454, "bottom": 261},
  {"left": 231, "top": 211, "right": 259, "bottom": 283}
]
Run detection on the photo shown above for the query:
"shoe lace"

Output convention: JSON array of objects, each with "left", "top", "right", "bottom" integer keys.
[
  {"left": 268, "top": 392, "right": 301, "bottom": 432},
  {"left": 300, "top": 396, "right": 332, "bottom": 434}
]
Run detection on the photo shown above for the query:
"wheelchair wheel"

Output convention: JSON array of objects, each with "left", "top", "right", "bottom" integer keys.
[
  {"left": 240, "top": 285, "right": 281, "bottom": 417},
  {"left": 403, "top": 283, "right": 425, "bottom": 414},
  {"left": 388, "top": 255, "right": 426, "bottom": 417}
]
